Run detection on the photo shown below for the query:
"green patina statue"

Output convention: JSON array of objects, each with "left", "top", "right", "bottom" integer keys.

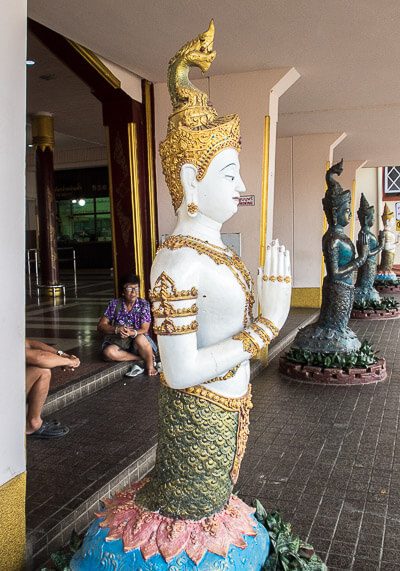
[
  {"left": 354, "top": 194, "right": 384, "bottom": 306},
  {"left": 292, "top": 159, "right": 369, "bottom": 354}
]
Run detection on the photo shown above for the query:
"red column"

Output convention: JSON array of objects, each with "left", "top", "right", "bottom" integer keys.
[{"left": 32, "top": 113, "right": 63, "bottom": 296}]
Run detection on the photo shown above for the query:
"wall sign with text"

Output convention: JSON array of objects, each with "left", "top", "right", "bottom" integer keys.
[{"left": 238, "top": 195, "right": 255, "bottom": 206}]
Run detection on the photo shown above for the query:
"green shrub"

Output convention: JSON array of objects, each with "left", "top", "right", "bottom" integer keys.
[
  {"left": 253, "top": 500, "right": 327, "bottom": 571},
  {"left": 353, "top": 296, "right": 399, "bottom": 311},
  {"left": 285, "top": 340, "right": 378, "bottom": 370}
]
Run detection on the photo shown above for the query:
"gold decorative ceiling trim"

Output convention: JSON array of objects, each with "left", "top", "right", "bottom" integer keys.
[{"left": 67, "top": 40, "right": 121, "bottom": 89}]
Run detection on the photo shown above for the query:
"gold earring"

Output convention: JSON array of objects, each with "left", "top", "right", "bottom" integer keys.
[{"left": 187, "top": 202, "right": 199, "bottom": 217}]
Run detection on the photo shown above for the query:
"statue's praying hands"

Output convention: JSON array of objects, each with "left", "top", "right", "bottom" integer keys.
[{"left": 257, "top": 239, "right": 292, "bottom": 331}]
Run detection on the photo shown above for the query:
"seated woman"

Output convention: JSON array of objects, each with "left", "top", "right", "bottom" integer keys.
[{"left": 97, "top": 273, "right": 158, "bottom": 376}]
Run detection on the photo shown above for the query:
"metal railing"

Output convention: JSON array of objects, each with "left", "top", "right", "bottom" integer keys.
[
  {"left": 26, "top": 247, "right": 77, "bottom": 300},
  {"left": 58, "top": 247, "right": 78, "bottom": 291},
  {"left": 26, "top": 249, "right": 39, "bottom": 297}
]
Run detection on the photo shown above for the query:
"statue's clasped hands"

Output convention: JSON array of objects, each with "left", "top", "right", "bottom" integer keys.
[
  {"left": 257, "top": 239, "right": 292, "bottom": 332},
  {"left": 358, "top": 231, "right": 370, "bottom": 260}
]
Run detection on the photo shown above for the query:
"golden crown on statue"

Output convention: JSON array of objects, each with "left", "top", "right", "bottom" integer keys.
[{"left": 159, "top": 20, "right": 241, "bottom": 212}]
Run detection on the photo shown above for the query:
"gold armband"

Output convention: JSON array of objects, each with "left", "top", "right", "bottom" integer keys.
[
  {"left": 154, "top": 318, "right": 198, "bottom": 336},
  {"left": 257, "top": 316, "right": 279, "bottom": 338},
  {"left": 149, "top": 271, "right": 198, "bottom": 302},
  {"left": 250, "top": 322, "right": 272, "bottom": 346},
  {"left": 232, "top": 331, "right": 259, "bottom": 357},
  {"left": 152, "top": 300, "right": 198, "bottom": 318}
]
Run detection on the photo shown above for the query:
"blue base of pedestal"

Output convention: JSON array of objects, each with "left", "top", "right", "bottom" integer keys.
[{"left": 70, "top": 516, "right": 270, "bottom": 571}]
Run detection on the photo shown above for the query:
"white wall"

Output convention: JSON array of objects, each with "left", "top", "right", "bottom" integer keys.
[
  {"left": 154, "top": 68, "right": 299, "bottom": 280},
  {"left": 354, "top": 168, "right": 379, "bottom": 239},
  {"left": 274, "top": 133, "right": 346, "bottom": 288},
  {"left": 0, "top": 0, "right": 27, "bottom": 485},
  {"left": 354, "top": 167, "right": 400, "bottom": 265},
  {"left": 98, "top": 55, "right": 143, "bottom": 103}
]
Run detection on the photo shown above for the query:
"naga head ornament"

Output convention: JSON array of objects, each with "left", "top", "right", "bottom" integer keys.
[
  {"left": 382, "top": 203, "right": 394, "bottom": 225},
  {"left": 160, "top": 20, "right": 241, "bottom": 211},
  {"left": 322, "top": 159, "right": 351, "bottom": 225},
  {"left": 357, "top": 193, "right": 375, "bottom": 226}
]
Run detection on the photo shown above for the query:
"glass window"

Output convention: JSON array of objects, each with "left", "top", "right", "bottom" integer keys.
[
  {"left": 72, "top": 198, "right": 95, "bottom": 215},
  {"left": 95, "top": 197, "right": 111, "bottom": 213},
  {"left": 57, "top": 197, "right": 112, "bottom": 243},
  {"left": 384, "top": 166, "right": 400, "bottom": 197}
]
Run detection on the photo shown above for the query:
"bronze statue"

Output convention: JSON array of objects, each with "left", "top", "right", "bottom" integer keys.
[
  {"left": 354, "top": 194, "right": 384, "bottom": 305},
  {"left": 292, "top": 159, "right": 369, "bottom": 354}
]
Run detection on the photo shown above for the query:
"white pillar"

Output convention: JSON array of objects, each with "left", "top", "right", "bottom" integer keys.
[
  {"left": 340, "top": 160, "right": 367, "bottom": 240},
  {"left": 0, "top": 0, "right": 26, "bottom": 486},
  {"left": 0, "top": 2, "right": 27, "bottom": 566},
  {"left": 274, "top": 132, "right": 346, "bottom": 306}
]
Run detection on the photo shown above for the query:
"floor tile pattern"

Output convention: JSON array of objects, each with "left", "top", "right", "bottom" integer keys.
[
  {"left": 26, "top": 275, "right": 400, "bottom": 570},
  {"left": 237, "top": 312, "right": 400, "bottom": 570}
]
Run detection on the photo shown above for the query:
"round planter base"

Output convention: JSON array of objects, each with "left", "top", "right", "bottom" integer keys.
[
  {"left": 351, "top": 307, "right": 400, "bottom": 320},
  {"left": 279, "top": 357, "right": 387, "bottom": 385},
  {"left": 375, "top": 284, "right": 400, "bottom": 294}
]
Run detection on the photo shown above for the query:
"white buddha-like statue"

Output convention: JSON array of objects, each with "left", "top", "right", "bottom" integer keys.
[
  {"left": 71, "top": 21, "right": 291, "bottom": 571},
  {"left": 377, "top": 203, "right": 399, "bottom": 281}
]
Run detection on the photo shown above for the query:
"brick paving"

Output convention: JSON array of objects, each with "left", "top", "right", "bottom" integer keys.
[
  {"left": 26, "top": 301, "right": 400, "bottom": 570},
  {"left": 26, "top": 374, "right": 159, "bottom": 538},
  {"left": 237, "top": 313, "right": 400, "bottom": 570}
]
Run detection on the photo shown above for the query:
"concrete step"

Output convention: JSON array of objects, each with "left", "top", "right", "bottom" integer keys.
[{"left": 43, "top": 361, "right": 132, "bottom": 416}]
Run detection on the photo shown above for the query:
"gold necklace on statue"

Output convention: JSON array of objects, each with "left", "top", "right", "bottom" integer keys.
[{"left": 159, "top": 234, "right": 255, "bottom": 326}]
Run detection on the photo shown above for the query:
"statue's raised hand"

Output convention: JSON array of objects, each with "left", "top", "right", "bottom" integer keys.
[
  {"left": 359, "top": 230, "right": 369, "bottom": 259},
  {"left": 257, "top": 240, "right": 292, "bottom": 330}
]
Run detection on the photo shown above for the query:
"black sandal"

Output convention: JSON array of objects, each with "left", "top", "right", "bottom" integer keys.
[{"left": 27, "top": 420, "right": 69, "bottom": 439}]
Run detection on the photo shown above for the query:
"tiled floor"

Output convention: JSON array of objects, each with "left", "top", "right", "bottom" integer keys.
[
  {"left": 237, "top": 309, "right": 400, "bottom": 571},
  {"left": 26, "top": 276, "right": 400, "bottom": 570},
  {"left": 26, "top": 289, "right": 316, "bottom": 541},
  {"left": 26, "top": 271, "right": 115, "bottom": 392}
]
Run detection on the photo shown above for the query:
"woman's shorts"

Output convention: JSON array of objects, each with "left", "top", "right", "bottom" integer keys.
[{"left": 102, "top": 334, "right": 158, "bottom": 356}]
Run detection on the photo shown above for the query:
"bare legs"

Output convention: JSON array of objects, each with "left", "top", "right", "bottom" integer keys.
[
  {"left": 26, "top": 366, "right": 51, "bottom": 434},
  {"left": 134, "top": 335, "right": 157, "bottom": 376},
  {"left": 102, "top": 337, "right": 157, "bottom": 376},
  {"left": 102, "top": 344, "right": 142, "bottom": 362}
]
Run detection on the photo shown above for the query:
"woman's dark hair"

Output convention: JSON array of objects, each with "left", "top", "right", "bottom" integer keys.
[{"left": 119, "top": 273, "right": 140, "bottom": 295}]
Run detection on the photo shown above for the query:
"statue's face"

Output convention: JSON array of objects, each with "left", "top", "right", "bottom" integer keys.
[
  {"left": 366, "top": 210, "right": 374, "bottom": 227},
  {"left": 196, "top": 148, "right": 246, "bottom": 224},
  {"left": 337, "top": 201, "right": 352, "bottom": 227}
]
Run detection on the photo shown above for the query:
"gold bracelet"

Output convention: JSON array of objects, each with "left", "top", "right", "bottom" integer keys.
[
  {"left": 262, "top": 274, "right": 290, "bottom": 283},
  {"left": 232, "top": 331, "right": 259, "bottom": 357},
  {"left": 250, "top": 322, "right": 272, "bottom": 346},
  {"left": 257, "top": 316, "right": 279, "bottom": 338},
  {"left": 202, "top": 364, "right": 241, "bottom": 384}
]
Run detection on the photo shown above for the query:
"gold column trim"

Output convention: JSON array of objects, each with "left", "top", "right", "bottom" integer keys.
[
  {"left": 128, "top": 123, "right": 145, "bottom": 298},
  {"left": 291, "top": 287, "right": 321, "bottom": 308},
  {"left": 67, "top": 40, "right": 121, "bottom": 89},
  {"left": 350, "top": 178, "right": 356, "bottom": 242},
  {"left": 259, "top": 115, "right": 270, "bottom": 267},
  {"left": 0, "top": 472, "right": 26, "bottom": 569},
  {"left": 144, "top": 81, "right": 158, "bottom": 259},
  {"left": 31, "top": 113, "right": 54, "bottom": 151},
  {"left": 105, "top": 127, "right": 119, "bottom": 296},
  {"left": 258, "top": 116, "right": 272, "bottom": 361}
]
